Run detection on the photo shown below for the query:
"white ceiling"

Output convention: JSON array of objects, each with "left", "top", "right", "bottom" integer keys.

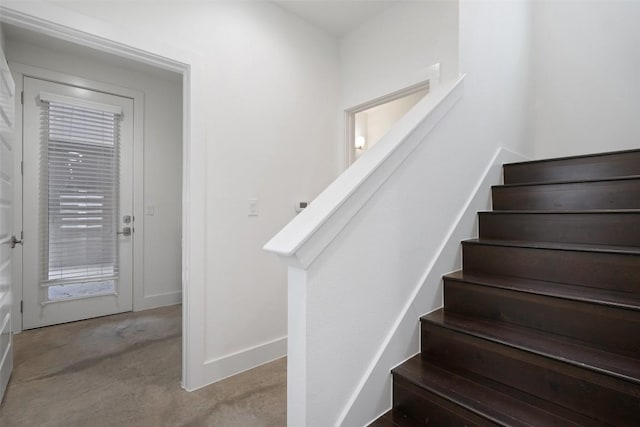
[{"left": 273, "top": 0, "right": 399, "bottom": 37}]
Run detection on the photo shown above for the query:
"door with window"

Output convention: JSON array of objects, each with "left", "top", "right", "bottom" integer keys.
[
  {"left": 0, "top": 44, "right": 16, "bottom": 403},
  {"left": 22, "top": 77, "right": 133, "bottom": 329}
]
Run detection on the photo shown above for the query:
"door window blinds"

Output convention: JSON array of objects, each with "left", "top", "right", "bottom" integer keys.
[{"left": 39, "top": 93, "right": 122, "bottom": 290}]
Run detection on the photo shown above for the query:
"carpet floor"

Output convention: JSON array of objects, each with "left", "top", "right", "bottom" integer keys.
[{"left": 0, "top": 305, "right": 286, "bottom": 427}]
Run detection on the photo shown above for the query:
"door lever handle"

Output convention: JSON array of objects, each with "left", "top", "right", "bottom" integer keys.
[
  {"left": 10, "top": 235, "right": 23, "bottom": 248},
  {"left": 117, "top": 227, "right": 132, "bottom": 236}
]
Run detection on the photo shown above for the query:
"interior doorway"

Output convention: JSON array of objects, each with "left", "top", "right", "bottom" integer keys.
[
  {"left": 0, "top": 4, "right": 195, "bottom": 388},
  {"left": 2, "top": 24, "right": 185, "bottom": 332}
]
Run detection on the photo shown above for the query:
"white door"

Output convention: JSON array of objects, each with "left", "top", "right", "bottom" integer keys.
[
  {"left": 0, "top": 44, "right": 15, "bottom": 403},
  {"left": 22, "top": 77, "right": 134, "bottom": 329}
]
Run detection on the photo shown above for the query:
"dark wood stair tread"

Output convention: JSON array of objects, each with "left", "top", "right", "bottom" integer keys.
[
  {"left": 479, "top": 209, "right": 640, "bottom": 214},
  {"left": 393, "top": 356, "right": 590, "bottom": 427},
  {"left": 494, "top": 174, "right": 640, "bottom": 188},
  {"left": 463, "top": 238, "right": 640, "bottom": 255},
  {"left": 444, "top": 270, "right": 640, "bottom": 311},
  {"left": 492, "top": 177, "right": 640, "bottom": 211},
  {"left": 368, "top": 410, "right": 422, "bottom": 427},
  {"left": 463, "top": 239, "right": 640, "bottom": 293},
  {"left": 477, "top": 210, "right": 640, "bottom": 248},
  {"left": 503, "top": 150, "right": 640, "bottom": 184},
  {"left": 368, "top": 415, "right": 397, "bottom": 427},
  {"left": 504, "top": 148, "right": 640, "bottom": 167},
  {"left": 422, "top": 309, "right": 640, "bottom": 385}
]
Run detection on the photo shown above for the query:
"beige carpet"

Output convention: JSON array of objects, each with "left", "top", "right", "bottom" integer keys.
[{"left": 0, "top": 305, "right": 286, "bottom": 427}]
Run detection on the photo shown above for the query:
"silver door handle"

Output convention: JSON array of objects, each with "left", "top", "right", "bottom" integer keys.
[
  {"left": 117, "top": 227, "right": 132, "bottom": 236},
  {"left": 10, "top": 235, "right": 23, "bottom": 248}
]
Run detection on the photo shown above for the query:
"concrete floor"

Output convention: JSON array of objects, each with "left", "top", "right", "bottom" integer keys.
[{"left": 0, "top": 305, "right": 287, "bottom": 427}]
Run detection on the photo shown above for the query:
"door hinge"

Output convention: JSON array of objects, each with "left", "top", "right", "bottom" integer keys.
[
  {"left": 20, "top": 90, "right": 24, "bottom": 105},
  {"left": 20, "top": 301, "right": 23, "bottom": 313},
  {"left": 21, "top": 160, "right": 24, "bottom": 176}
]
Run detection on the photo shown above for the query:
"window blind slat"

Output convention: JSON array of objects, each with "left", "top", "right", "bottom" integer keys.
[
  {"left": 39, "top": 91, "right": 122, "bottom": 115},
  {"left": 40, "top": 99, "right": 121, "bottom": 292}
]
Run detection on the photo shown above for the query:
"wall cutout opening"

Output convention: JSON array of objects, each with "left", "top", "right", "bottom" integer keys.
[{"left": 345, "top": 81, "right": 430, "bottom": 166}]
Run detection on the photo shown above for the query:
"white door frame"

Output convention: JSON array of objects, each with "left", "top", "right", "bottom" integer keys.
[
  {"left": 14, "top": 65, "right": 142, "bottom": 328},
  {"left": 0, "top": 7, "right": 199, "bottom": 390}
]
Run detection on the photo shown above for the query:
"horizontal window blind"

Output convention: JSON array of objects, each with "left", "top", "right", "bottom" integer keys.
[{"left": 40, "top": 98, "right": 122, "bottom": 289}]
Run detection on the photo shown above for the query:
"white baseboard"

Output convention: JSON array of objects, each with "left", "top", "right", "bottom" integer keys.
[
  {"left": 185, "top": 336, "right": 287, "bottom": 392},
  {"left": 134, "top": 291, "right": 182, "bottom": 312}
]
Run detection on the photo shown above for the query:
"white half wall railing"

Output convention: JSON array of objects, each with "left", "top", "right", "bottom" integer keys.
[{"left": 264, "top": 75, "right": 527, "bottom": 426}]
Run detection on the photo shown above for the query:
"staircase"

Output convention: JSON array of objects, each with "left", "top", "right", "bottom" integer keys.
[{"left": 371, "top": 149, "right": 640, "bottom": 426}]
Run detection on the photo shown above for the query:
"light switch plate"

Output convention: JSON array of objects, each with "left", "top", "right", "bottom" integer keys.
[{"left": 248, "top": 198, "right": 258, "bottom": 216}]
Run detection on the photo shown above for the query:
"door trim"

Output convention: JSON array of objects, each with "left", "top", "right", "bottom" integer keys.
[
  {"left": 10, "top": 62, "right": 145, "bottom": 330},
  {"left": 0, "top": 8, "right": 186, "bottom": 74}
]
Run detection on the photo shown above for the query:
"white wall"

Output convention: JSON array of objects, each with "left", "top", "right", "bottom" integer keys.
[
  {"left": 5, "top": 35, "right": 183, "bottom": 312},
  {"left": 530, "top": 1, "right": 640, "bottom": 159},
  {"left": 340, "top": 0, "right": 459, "bottom": 109},
  {"left": 6, "top": 0, "right": 342, "bottom": 388}
]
